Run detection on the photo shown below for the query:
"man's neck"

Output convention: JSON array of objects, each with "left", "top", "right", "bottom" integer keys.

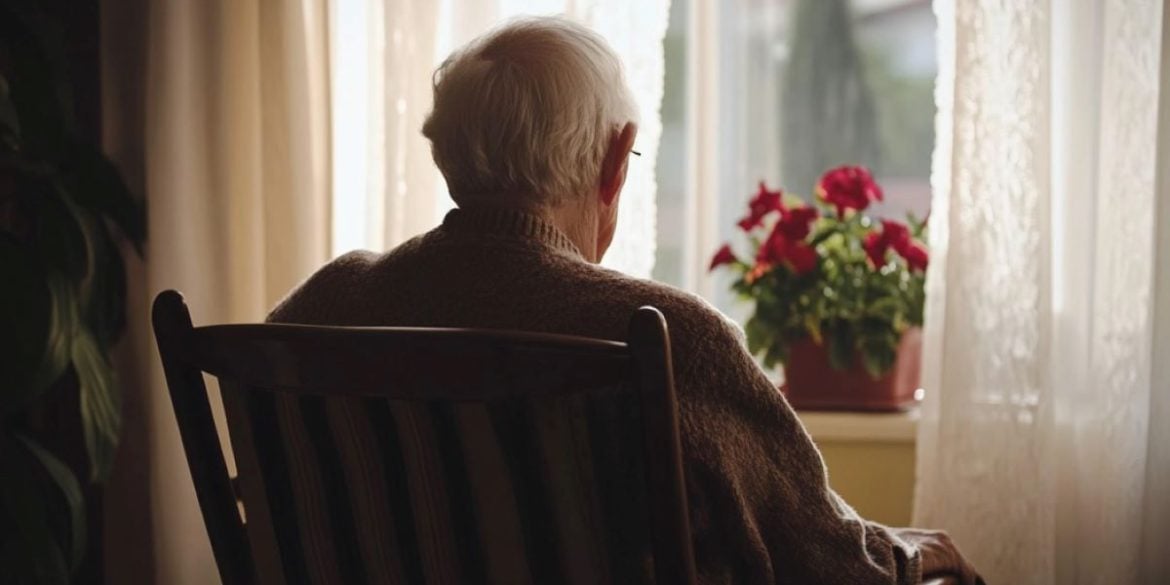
[
  {"left": 458, "top": 195, "right": 600, "bottom": 263},
  {"left": 547, "top": 201, "right": 600, "bottom": 263}
]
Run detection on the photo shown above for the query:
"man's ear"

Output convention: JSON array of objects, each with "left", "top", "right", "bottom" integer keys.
[{"left": 600, "top": 122, "right": 638, "bottom": 206}]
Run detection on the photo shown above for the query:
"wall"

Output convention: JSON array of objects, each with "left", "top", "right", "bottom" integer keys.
[{"left": 799, "top": 410, "right": 917, "bottom": 526}]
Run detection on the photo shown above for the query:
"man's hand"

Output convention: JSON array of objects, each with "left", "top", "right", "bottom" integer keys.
[{"left": 893, "top": 528, "right": 982, "bottom": 585}]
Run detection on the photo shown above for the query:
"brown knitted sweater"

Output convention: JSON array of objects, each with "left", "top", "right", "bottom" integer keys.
[{"left": 269, "top": 205, "right": 922, "bottom": 584}]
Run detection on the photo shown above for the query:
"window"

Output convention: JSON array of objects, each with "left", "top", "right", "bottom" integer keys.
[
  {"left": 329, "top": 0, "right": 938, "bottom": 318},
  {"left": 654, "top": 0, "right": 937, "bottom": 321}
]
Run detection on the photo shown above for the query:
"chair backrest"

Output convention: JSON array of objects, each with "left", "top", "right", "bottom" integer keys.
[{"left": 151, "top": 290, "right": 697, "bottom": 585}]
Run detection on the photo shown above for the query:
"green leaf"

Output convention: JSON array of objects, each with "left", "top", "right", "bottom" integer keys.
[
  {"left": 860, "top": 341, "right": 897, "bottom": 379},
  {"left": 763, "top": 340, "right": 787, "bottom": 370},
  {"left": 0, "top": 236, "right": 50, "bottom": 409},
  {"left": 73, "top": 327, "right": 122, "bottom": 482},
  {"left": 864, "top": 296, "right": 902, "bottom": 320},
  {"left": 744, "top": 315, "right": 773, "bottom": 357},
  {"left": 808, "top": 222, "right": 841, "bottom": 248},
  {"left": 0, "top": 434, "right": 72, "bottom": 585},
  {"left": 64, "top": 193, "right": 131, "bottom": 347},
  {"left": 802, "top": 313, "right": 823, "bottom": 345},
  {"left": 0, "top": 236, "right": 80, "bottom": 413},
  {"left": 33, "top": 273, "right": 80, "bottom": 393},
  {"left": 61, "top": 143, "right": 146, "bottom": 253},
  {"left": 14, "top": 434, "right": 85, "bottom": 571},
  {"left": 826, "top": 321, "right": 854, "bottom": 371},
  {"left": 88, "top": 225, "right": 129, "bottom": 347},
  {"left": 0, "top": 74, "right": 21, "bottom": 150},
  {"left": 0, "top": 2, "right": 74, "bottom": 162},
  {"left": 32, "top": 176, "right": 90, "bottom": 281}
]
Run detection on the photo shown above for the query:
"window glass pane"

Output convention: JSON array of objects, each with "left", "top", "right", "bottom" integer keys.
[
  {"left": 654, "top": 0, "right": 937, "bottom": 317},
  {"left": 651, "top": 0, "right": 690, "bottom": 288}
]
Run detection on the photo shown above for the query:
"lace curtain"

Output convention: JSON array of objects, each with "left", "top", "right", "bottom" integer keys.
[
  {"left": 916, "top": 1, "right": 1170, "bottom": 583},
  {"left": 334, "top": 0, "right": 671, "bottom": 277}
]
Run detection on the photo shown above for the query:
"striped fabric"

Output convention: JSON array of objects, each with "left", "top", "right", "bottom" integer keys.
[{"left": 229, "top": 385, "right": 656, "bottom": 585}]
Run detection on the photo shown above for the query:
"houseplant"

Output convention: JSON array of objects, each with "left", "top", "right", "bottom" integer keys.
[
  {"left": 0, "top": 2, "right": 145, "bottom": 582},
  {"left": 710, "top": 166, "right": 926, "bottom": 411}
]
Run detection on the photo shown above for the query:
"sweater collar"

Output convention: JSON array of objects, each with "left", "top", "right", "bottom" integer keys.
[{"left": 441, "top": 205, "right": 585, "bottom": 259}]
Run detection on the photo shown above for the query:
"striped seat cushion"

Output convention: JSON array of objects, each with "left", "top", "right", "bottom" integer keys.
[{"left": 235, "top": 387, "right": 656, "bottom": 585}]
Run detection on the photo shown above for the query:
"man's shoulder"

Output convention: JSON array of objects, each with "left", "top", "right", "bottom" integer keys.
[
  {"left": 571, "top": 263, "right": 745, "bottom": 343},
  {"left": 267, "top": 250, "right": 372, "bottom": 323},
  {"left": 267, "top": 234, "right": 429, "bottom": 323}
]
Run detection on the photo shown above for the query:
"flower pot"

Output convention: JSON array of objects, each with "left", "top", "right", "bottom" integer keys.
[{"left": 781, "top": 328, "right": 922, "bottom": 412}]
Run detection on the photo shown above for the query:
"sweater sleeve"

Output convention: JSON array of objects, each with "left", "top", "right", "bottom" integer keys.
[{"left": 667, "top": 304, "right": 922, "bottom": 585}]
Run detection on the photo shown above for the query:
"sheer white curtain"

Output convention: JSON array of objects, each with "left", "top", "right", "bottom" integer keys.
[
  {"left": 916, "top": 1, "right": 1170, "bottom": 583},
  {"left": 330, "top": 0, "right": 671, "bottom": 277}
]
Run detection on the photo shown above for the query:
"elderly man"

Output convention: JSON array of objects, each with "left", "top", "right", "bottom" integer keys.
[{"left": 271, "top": 16, "right": 979, "bottom": 585}]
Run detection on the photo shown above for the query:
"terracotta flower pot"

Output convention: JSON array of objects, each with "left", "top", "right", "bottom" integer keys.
[{"left": 781, "top": 327, "right": 923, "bottom": 412}]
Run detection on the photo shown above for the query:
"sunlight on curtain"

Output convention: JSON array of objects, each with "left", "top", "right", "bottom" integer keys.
[
  {"left": 331, "top": 0, "right": 440, "bottom": 253},
  {"left": 569, "top": 1, "right": 672, "bottom": 277},
  {"left": 119, "top": 0, "right": 333, "bottom": 582},
  {"left": 917, "top": 1, "right": 1169, "bottom": 582},
  {"left": 330, "top": 0, "right": 671, "bottom": 279},
  {"left": 329, "top": 0, "right": 371, "bottom": 254}
]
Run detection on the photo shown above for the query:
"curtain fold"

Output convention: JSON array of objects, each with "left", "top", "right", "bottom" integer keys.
[
  {"left": 916, "top": 1, "right": 1169, "bottom": 583},
  {"left": 103, "top": 0, "right": 332, "bottom": 583}
]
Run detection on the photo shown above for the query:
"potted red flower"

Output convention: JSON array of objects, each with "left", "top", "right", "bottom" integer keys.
[{"left": 710, "top": 166, "right": 927, "bottom": 411}]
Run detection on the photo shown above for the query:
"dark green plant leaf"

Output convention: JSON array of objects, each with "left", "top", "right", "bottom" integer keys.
[
  {"left": 744, "top": 315, "right": 772, "bottom": 357},
  {"left": 62, "top": 143, "right": 146, "bottom": 253},
  {"left": 72, "top": 327, "right": 121, "bottom": 482},
  {"left": 0, "top": 241, "right": 80, "bottom": 413},
  {"left": 0, "top": 235, "right": 52, "bottom": 409},
  {"left": 84, "top": 221, "right": 129, "bottom": 347},
  {"left": 31, "top": 175, "right": 90, "bottom": 281},
  {"left": 0, "top": 5, "right": 136, "bottom": 578},
  {"left": 808, "top": 223, "right": 839, "bottom": 248},
  {"left": 860, "top": 341, "right": 896, "bottom": 379},
  {"left": 14, "top": 433, "right": 85, "bottom": 571},
  {"left": 1, "top": 171, "right": 94, "bottom": 408},
  {"left": 0, "top": 74, "right": 21, "bottom": 151},
  {"left": 61, "top": 190, "right": 131, "bottom": 347},
  {"left": 0, "top": 1, "right": 73, "bottom": 162},
  {"left": 32, "top": 273, "right": 81, "bottom": 394},
  {"left": 0, "top": 434, "right": 71, "bottom": 585},
  {"left": 826, "top": 321, "right": 854, "bottom": 371},
  {"left": 763, "top": 341, "right": 786, "bottom": 370},
  {"left": 802, "top": 313, "right": 823, "bottom": 345},
  {"left": 864, "top": 296, "right": 901, "bottom": 320}
]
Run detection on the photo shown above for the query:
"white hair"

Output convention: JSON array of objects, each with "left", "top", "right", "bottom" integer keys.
[{"left": 422, "top": 17, "right": 639, "bottom": 207}]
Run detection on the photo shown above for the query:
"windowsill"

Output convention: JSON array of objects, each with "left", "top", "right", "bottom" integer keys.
[{"left": 796, "top": 408, "right": 919, "bottom": 443}]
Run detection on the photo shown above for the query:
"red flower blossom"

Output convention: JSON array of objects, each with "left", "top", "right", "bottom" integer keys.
[
  {"left": 900, "top": 242, "right": 929, "bottom": 272},
  {"left": 777, "top": 205, "right": 820, "bottom": 241},
  {"left": 785, "top": 242, "right": 818, "bottom": 274},
  {"left": 864, "top": 220, "right": 929, "bottom": 272},
  {"left": 817, "top": 166, "right": 884, "bottom": 218},
  {"left": 757, "top": 225, "right": 789, "bottom": 266},
  {"left": 863, "top": 231, "right": 889, "bottom": 267},
  {"left": 737, "top": 182, "right": 785, "bottom": 231},
  {"left": 880, "top": 220, "right": 911, "bottom": 251},
  {"left": 756, "top": 217, "right": 819, "bottom": 276},
  {"left": 709, "top": 243, "right": 738, "bottom": 271}
]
